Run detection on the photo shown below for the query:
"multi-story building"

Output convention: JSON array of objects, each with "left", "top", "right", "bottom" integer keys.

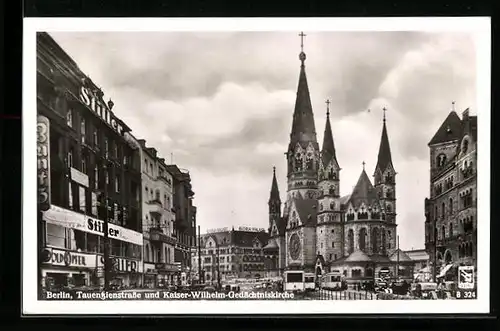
[
  {"left": 131, "top": 139, "right": 178, "bottom": 287},
  {"left": 37, "top": 32, "right": 144, "bottom": 290},
  {"left": 424, "top": 107, "right": 477, "bottom": 281},
  {"left": 191, "top": 227, "right": 270, "bottom": 283},
  {"left": 166, "top": 165, "right": 197, "bottom": 280}
]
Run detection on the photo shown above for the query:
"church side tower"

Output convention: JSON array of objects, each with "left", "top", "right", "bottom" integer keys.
[
  {"left": 285, "top": 32, "right": 320, "bottom": 215},
  {"left": 373, "top": 109, "right": 397, "bottom": 254},
  {"left": 268, "top": 166, "right": 282, "bottom": 236},
  {"left": 316, "top": 100, "right": 344, "bottom": 264}
]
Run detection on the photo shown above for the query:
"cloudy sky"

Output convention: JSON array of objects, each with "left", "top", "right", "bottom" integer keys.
[{"left": 49, "top": 31, "right": 477, "bottom": 250}]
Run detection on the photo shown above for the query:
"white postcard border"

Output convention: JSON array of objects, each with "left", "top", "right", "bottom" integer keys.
[{"left": 23, "top": 17, "right": 491, "bottom": 315}]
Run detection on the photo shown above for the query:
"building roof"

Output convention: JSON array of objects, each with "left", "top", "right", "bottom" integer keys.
[
  {"left": 347, "top": 169, "right": 379, "bottom": 208},
  {"left": 405, "top": 249, "right": 430, "bottom": 261},
  {"left": 269, "top": 167, "right": 281, "bottom": 202},
  {"left": 389, "top": 249, "right": 413, "bottom": 262},
  {"left": 369, "top": 254, "right": 392, "bottom": 264},
  {"left": 292, "top": 195, "right": 318, "bottom": 227},
  {"left": 200, "top": 230, "right": 269, "bottom": 248},
  {"left": 263, "top": 238, "right": 279, "bottom": 250},
  {"left": 344, "top": 250, "right": 372, "bottom": 263},
  {"left": 321, "top": 109, "right": 337, "bottom": 166},
  {"left": 374, "top": 119, "right": 394, "bottom": 174},
  {"left": 428, "top": 111, "right": 463, "bottom": 146},
  {"left": 288, "top": 52, "right": 318, "bottom": 151}
]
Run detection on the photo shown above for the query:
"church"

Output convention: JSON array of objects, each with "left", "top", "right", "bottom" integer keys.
[{"left": 263, "top": 34, "right": 414, "bottom": 284}]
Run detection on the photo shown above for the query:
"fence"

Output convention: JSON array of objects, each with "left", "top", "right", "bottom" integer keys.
[{"left": 317, "top": 289, "right": 377, "bottom": 300}]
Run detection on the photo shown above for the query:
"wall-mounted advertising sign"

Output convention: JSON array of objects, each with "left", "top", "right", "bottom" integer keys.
[
  {"left": 37, "top": 116, "right": 51, "bottom": 211},
  {"left": 42, "top": 205, "right": 143, "bottom": 246},
  {"left": 98, "top": 256, "right": 143, "bottom": 273},
  {"left": 70, "top": 167, "right": 89, "bottom": 188},
  {"left": 79, "top": 86, "right": 124, "bottom": 136},
  {"left": 41, "top": 248, "right": 97, "bottom": 268}
]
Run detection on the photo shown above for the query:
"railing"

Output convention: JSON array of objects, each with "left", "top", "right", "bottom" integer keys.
[{"left": 316, "top": 289, "right": 377, "bottom": 300}]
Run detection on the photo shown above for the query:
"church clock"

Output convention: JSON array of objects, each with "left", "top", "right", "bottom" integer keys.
[{"left": 289, "top": 233, "right": 301, "bottom": 260}]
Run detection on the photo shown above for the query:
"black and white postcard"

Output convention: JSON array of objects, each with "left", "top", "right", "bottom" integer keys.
[{"left": 23, "top": 17, "right": 491, "bottom": 314}]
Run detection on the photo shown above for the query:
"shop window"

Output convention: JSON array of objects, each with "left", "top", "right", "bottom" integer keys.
[
  {"left": 46, "top": 223, "right": 66, "bottom": 248},
  {"left": 86, "top": 233, "right": 99, "bottom": 253}
]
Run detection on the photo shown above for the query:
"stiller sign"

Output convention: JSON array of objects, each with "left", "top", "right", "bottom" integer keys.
[
  {"left": 99, "top": 256, "right": 143, "bottom": 273},
  {"left": 37, "top": 116, "right": 51, "bottom": 211},
  {"left": 79, "top": 85, "right": 124, "bottom": 136},
  {"left": 42, "top": 205, "right": 143, "bottom": 246}
]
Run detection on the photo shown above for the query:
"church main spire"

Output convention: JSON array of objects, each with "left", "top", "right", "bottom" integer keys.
[
  {"left": 321, "top": 99, "right": 337, "bottom": 165},
  {"left": 374, "top": 107, "right": 394, "bottom": 175},
  {"left": 289, "top": 31, "right": 317, "bottom": 150}
]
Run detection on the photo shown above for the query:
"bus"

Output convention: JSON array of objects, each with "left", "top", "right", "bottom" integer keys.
[
  {"left": 321, "top": 272, "right": 346, "bottom": 291},
  {"left": 284, "top": 270, "right": 305, "bottom": 293},
  {"left": 304, "top": 273, "right": 316, "bottom": 292}
]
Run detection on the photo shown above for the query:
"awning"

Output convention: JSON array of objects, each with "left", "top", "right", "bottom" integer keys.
[{"left": 437, "top": 264, "right": 453, "bottom": 278}]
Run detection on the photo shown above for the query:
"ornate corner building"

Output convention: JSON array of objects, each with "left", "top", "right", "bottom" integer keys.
[
  {"left": 264, "top": 38, "right": 411, "bottom": 284},
  {"left": 424, "top": 108, "right": 477, "bottom": 280}
]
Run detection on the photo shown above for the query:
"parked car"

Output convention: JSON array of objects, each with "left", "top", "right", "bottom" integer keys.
[{"left": 203, "top": 286, "right": 217, "bottom": 293}]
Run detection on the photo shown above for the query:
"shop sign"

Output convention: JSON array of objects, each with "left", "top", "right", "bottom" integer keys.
[
  {"left": 238, "top": 226, "right": 266, "bottom": 232},
  {"left": 42, "top": 248, "right": 97, "bottom": 268},
  {"left": 99, "top": 256, "right": 143, "bottom": 273},
  {"left": 42, "top": 205, "right": 143, "bottom": 245},
  {"left": 70, "top": 167, "right": 89, "bottom": 187},
  {"left": 79, "top": 86, "right": 124, "bottom": 136},
  {"left": 37, "top": 116, "right": 51, "bottom": 211}
]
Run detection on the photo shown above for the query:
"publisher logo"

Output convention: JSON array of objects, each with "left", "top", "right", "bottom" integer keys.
[{"left": 458, "top": 266, "right": 475, "bottom": 289}]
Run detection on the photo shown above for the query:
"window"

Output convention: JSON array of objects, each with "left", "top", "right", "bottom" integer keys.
[
  {"left": 332, "top": 242, "right": 335, "bottom": 248},
  {"left": 93, "top": 128, "right": 99, "bottom": 146},
  {"left": 441, "top": 202, "right": 445, "bottom": 218},
  {"left": 91, "top": 192, "right": 98, "bottom": 216},
  {"left": 449, "top": 198, "right": 453, "bottom": 215},
  {"left": 104, "top": 137, "right": 109, "bottom": 159},
  {"left": 68, "top": 182, "right": 73, "bottom": 209},
  {"left": 67, "top": 150, "right": 73, "bottom": 168},
  {"left": 105, "top": 170, "right": 109, "bottom": 185},
  {"left": 155, "top": 190, "right": 161, "bottom": 201},
  {"left": 94, "top": 165, "right": 99, "bottom": 189},
  {"left": 330, "top": 202, "right": 335, "bottom": 209},
  {"left": 331, "top": 229, "right": 334, "bottom": 234},
  {"left": 334, "top": 254, "right": 337, "bottom": 260},
  {"left": 449, "top": 222, "right": 453, "bottom": 238},
  {"left": 66, "top": 109, "right": 73, "bottom": 127},
  {"left": 79, "top": 186, "right": 86, "bottom": 212},
  {"left": 79, "top": 157, "right": 86, "bottom": 176},
  {"left": 321, "top": 243, "right": 323, "bottom": 249},
  {"left": 150, "top": 163, "right": 153, "bottom": 175},
  {"left": 115, "top": 175, "right": 120, "bottom": 192},
  {"left": 80, "top": 118, "right": 86, "bottom": 143}
]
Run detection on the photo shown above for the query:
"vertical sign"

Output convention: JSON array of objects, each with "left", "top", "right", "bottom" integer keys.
[{"left": 37, "top": 116, "right": 51, "bottom": 211}]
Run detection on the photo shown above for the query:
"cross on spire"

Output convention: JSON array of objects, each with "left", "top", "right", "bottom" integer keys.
[
  {"left": 299, "top": 31, "right": 307, "bottom": 52},
  {"left": 383, "top": 107, "right": 387, "bottom": 122},
  {"left": 325, "top": 99, "right": 331, "bottom": 116},
  {"left": 452, "top": 101, "right": 456, "bottom": 111},
  {"left": 362, "top": 161, "right": 366, "bottom": 170},
  {"left": 273, "top": 166, "right": 276, "bottom": 174}
]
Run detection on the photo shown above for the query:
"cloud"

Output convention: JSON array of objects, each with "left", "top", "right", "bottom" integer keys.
[{"left": 48, "top": 31, "right": 477, "bottom": 250}]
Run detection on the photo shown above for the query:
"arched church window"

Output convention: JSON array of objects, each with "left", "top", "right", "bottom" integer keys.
[
  {"left": 329, "top": 185, "right": 335, "bottom": 195},
  {"left": 330, "top": 202, "right": 335, "bottom": 210},
  {"left": 359, "top": 228, "right": 367, "bottom": 252},
  {"left": 306, "top": 153, "right": 313, "bottom": 170},
  {"left": 437, "top": 153, "right": 446, "bottom": 167},
  {"left": 462, "top": 138, "right": 469, "bottom": 154},
  {"left": 347, "top": 229, "right": 354, "bottom": 254}
]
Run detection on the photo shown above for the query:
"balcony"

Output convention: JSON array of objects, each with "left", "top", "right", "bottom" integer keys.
[
  {"left": 147, "top": 199, "right": 163, "bottom": 216},
  {"left": 150, "top": 227, "right": 177, "bottom": 245}
]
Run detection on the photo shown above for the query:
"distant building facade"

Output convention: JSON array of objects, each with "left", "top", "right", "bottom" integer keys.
[
  {"left": 191, "top": 228, "right": 272, "bottom": 283},
  {"left": 405, "top": 249, "right": 430, "bottom": 273},
  {"left": 424, "top": 108, "right": 477, "bottom": 281}
]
